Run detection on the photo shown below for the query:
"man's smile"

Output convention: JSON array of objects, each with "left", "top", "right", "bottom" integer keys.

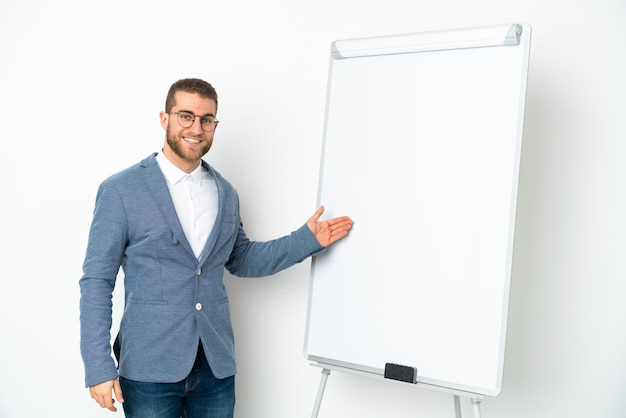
[{"left": 183, "top": 136, "right": 202, "bottom": 144}]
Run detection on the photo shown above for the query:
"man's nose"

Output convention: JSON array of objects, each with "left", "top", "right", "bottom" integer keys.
[{"left": 189, "top": 117, "right": 204, "bottom": 134}]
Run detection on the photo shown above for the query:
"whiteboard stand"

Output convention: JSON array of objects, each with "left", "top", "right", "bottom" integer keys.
[
  {"left": 305, "top": 22, "right": 531, "bottom": 418},
  {"left": 471, "top": 398, "right": 483, "bottom": 418},
  {"left": 310, "top": 363, "right": 484, "bottom": 418},
  {"left": 311, "top": 368, "right": 331, "bottom": 418},
  {"left": 454, "top": 395, "right": 462, "bottom": 418}
]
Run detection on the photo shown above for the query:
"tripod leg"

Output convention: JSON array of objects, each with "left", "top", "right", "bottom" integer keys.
[{"left": 311, "top": 368, "right": 331, "bottom": 418}]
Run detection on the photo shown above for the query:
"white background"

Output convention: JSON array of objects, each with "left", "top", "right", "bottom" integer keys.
[{"left": 1, "top": 1, "right": 625, "bottom": 417}]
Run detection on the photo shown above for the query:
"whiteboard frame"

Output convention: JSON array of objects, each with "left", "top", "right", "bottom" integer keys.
[{"left": 304, "top": 23, "right": 532, "bottom": 398}]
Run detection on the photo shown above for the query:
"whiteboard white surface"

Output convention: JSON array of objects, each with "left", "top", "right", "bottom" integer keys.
[{"left": 305, "top": 24, "right": 531, "bottom": 397}]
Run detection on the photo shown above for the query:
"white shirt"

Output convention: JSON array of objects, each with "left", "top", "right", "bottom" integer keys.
[{"left": 156, "top": 152, "right": 218, "bottom": 259}]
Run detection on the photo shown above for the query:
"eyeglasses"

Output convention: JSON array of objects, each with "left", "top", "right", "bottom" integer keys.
[{"left": 169, "top": 111, "right": 219, "bottom": 132}]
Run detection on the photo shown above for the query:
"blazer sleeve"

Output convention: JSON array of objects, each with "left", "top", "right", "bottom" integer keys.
[
  {"left": 225, "top": 222, "right": 325, "bottom": 278},
  {"left": 79, "top": 180, "right": 128, "bottom": 387}
]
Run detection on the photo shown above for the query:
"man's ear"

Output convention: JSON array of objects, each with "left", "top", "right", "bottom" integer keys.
[{"left": 159, "top": 111, "right": 169, "bottom": 130}]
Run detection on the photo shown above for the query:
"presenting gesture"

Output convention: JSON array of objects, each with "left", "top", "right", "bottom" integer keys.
[
  {"left": 81, "top": 79, "right": 356, "bottom": 416},
  {"left": 307, "top": 205, "right": 353, "bottom": 247}
]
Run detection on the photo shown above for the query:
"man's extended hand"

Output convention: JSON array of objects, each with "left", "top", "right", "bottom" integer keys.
[
  {"left": 307, "top": 205, "right": 353, "bottom": 247},
  {"left": 89, "top": 379, "right": 124, "bottom": 412}
]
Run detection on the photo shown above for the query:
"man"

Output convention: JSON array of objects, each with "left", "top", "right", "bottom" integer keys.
[{"left": 80, "top": 78, "right": 353, "bottom": 417}]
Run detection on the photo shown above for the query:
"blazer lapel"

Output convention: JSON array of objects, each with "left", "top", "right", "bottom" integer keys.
[
  {"left": 197, "top": 161, "right": 223, "bottom": 265},
  {"left": 142, "top": 154, "right": 196, "bottom": 258}
]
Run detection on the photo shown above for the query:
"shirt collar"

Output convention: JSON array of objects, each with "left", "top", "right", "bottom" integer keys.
[{"left": 156, "top": 152, "right": 204, "bottom": 185}]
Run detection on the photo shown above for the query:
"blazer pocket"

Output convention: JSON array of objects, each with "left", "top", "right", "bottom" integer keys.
[{"left": 127, "top": 297, "right": 169, "bottom": 305}]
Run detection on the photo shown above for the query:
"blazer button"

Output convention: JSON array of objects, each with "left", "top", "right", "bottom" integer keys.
[{"left": 195, "top": 303, "right": 203, "bottom": 311}]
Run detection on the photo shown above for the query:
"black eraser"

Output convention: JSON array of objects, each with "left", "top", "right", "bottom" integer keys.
[{"left": 384, "top": 363, "right": 417, "bottom": 384}]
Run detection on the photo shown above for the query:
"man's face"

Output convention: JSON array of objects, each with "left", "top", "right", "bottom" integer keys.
[{"left": 160, "top": 91, "right": 217, "bottom": 171}]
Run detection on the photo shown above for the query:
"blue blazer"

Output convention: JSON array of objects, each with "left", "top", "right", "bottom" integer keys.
[{"left": 80, "top": 153, "right": 323, "bottom": 387}]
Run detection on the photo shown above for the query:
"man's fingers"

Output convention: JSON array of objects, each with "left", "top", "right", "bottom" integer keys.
[
  {"left": 328, "top": 217, "right": 354, "bottom": 233},
  {"left": 91, "top": 394, "right": 117, "bottom": 412},
  {"left": 309, "top": 205, "right": 325, "bottom": 223},
  {"left": 105, "top": 398, "right": 118, "bottom": 412},
  {"left": 307, "top": 206, "right": 353, "bottom": 247},
  {"left": 113, "top": 379, "right": 125, "bottom": 404},
  {"left": 89, "top": 379, "right": 121, "bottom": 412}
]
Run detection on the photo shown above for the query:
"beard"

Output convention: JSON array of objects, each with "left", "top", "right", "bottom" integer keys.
[{"left": 165, "top": 123, "right": 213, "bottom": 163}]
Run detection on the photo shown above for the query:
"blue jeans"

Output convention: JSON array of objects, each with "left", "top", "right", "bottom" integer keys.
[{"left": 119, "top": 344, "right": 235, "bottom": 418}]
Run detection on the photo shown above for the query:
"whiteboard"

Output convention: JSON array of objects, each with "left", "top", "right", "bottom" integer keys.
[{"left": 305, "top": 23, "right": 531, "bottom": 397}]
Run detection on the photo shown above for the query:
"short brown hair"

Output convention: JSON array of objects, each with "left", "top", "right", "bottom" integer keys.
[{"left": 165, "top": 78, "right": 218, "bottom": 113}]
